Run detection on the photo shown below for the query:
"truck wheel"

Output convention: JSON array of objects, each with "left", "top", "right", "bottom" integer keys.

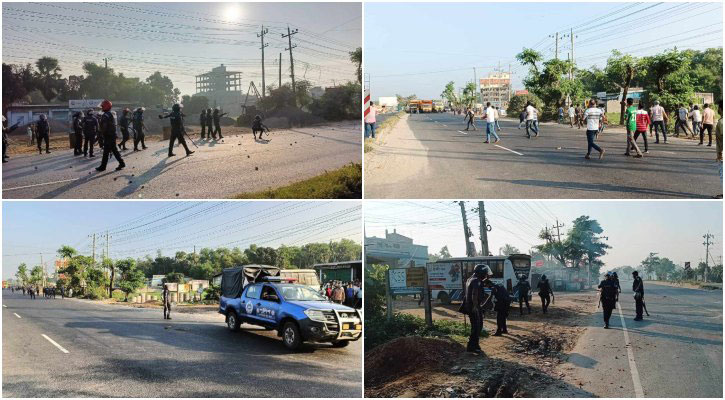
[
  {"left": 438, "top": 291, "right": 451, "bottom": 305},
  {"left": 282, "top": 321, "right": 302, "bottom": 350},
  {"left": 331, "top": 340, "right": 350, "bottom": 348},
  {"left": 226, "top": 311, "right": 241, "bottom": 332}
]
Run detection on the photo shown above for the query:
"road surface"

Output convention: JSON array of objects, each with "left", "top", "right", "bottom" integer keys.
[
  {"left": 365, "top": 113, "right": 720, "bottom": 199},
  {"left": 560, "top": 282, "right": 722, "bottom": 397},
  {"left": 2, "top": 290, "right": 362, "bottom": 397},
  {"left": 2, "top": 121, "right": 361, "bottom": 199}
]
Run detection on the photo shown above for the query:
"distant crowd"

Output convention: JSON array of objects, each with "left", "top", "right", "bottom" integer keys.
[{"left": 322, "top": 280, "right": 362, "bottom": 309}]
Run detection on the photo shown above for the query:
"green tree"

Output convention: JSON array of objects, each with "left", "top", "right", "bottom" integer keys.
[
  {"left": 537, "top": 215, "right": 610, "bottom": 281},
  {"left": 310, "top": 82, "right": 361, "bottom": 121},
  {"left": 507, "top": 92, "right": 543, "bottom": 116},
  {"left": 640, "top": 49, "right": 694, "bottom": 111},
  {"left": 15, "top": 263, "right": 28, "bottom": 286},
  {"left": 29, "top": 266, "right": 44, "bottom": 286},
  {"left": 164, "top": 272, "right": 185, "bottom": 284},
  {"left": 3, "top": 63, "right": 34, "bottom": 110},
  {"left": 499, "top": 244, "right": 520, "bottom": 256},
  {"left": 349, "top": 47, "right": 362, "bottom": 84},
  {"left": 688, "top": 48, "right": 723, "bottom": 105},
  {"left": 516, "top": 48, "right": 543, "bottom": 75},
  {"left": 116, "top": 258, "right": 145, "bottom": 301},
  {"left": 605, "top": 51, "right": 642, "bottom": 124},
  {"left": 34, "top": 57, "right": 63, "bottom": 102},
  {"left": 146, "top": 71, "right": 180, "bottom": 105},
  {"left": 57, "top": 245, "right": 78, "bottom": 259},
  {"left": 181, "top": 95, "right": 209, "bottom": 115},
  {"left": 640, "top": 253, "right": 660, "bottom": 280},
  {"left": 441, "top": 81, "right": 459, "bottom": 109}
]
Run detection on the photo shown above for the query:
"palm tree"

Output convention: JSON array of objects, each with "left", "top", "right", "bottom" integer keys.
[
  {"left": 35, "top": 56, "right": 63, "bottom": 102},
  {"left": 349, "top": 47, "right": 362, "bottom": 84}
]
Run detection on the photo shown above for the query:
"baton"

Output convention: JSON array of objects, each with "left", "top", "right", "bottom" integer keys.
[
  {"left": 642, "top": 300, "right": 650, "bottom": 316},
  {"left": 183, "top": 128, "right": 199, "bottom": 148}
]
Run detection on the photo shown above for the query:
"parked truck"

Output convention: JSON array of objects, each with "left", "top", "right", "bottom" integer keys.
[
  {"left": 219, "top": 265, "right": 362, "bottom": 350},
  {"left": 419, "top": 100, "right": 433, "bottom": 113},
  {"left": 433, "top": 100, "right": 444, "bottom": 113},
  {"left": 407, "top": 100, "right": 421, "bottom": 113}
]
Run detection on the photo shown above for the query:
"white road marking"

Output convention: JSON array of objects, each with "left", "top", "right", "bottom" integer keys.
[
  {"left": 442, "top": 124, "right": 447, "bottom": 127},
  {"left": 3, "top": 178, "right": 79, "bottom": 192},
  {"left": 13, "top": 313, "right": 21, "bottom": 318},
  {"left": 2, "top": 304, "right": 7, "bottom": 308},
  {"left": 494, "top": 145, "right": 524, "bottom": 156},
  {"left": 457, "top": 130, "right": 468, "bottom": 135},
  {"left": 616, "top": 302, "right": 645, "bottom": 398},
  {"left": 42, "top": 334, "right": 70, "bottom": 354}
]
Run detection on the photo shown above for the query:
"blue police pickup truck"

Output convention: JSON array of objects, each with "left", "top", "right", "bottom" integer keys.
[{"left": 219, "top": 265, "right": 362, "bottom": 350}]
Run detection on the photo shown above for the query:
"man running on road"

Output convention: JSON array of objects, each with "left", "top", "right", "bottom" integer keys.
[{"left": 583, "top": 99, "right": 606, "bottom": 160}]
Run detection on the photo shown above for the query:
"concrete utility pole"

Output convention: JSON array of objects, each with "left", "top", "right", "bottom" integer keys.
[
  {"left": 257, "top": 26, "right": 269, "bottom": 97},
  {"left": 703, "top": 232, "right": 715, "bottom": 282},
  {"left": 278, "top": 53, "right": 282, "bottom": 89},
  {"left": 282, "top": 26, "right": 299, "bottom": 100},
  {"left": 554, "top": 219, "right": 565, "bottom": 243},
  {"left": 478, "top": 201, "right": 490, "bottom": 257},
  {"left": 40, "top": 253, "right": 46, "bottom": 288},
  {"left": 459, "top": 201, "right": 474, "bottom": 257},
  {"left": 555, "top": 32, "right": 559, "bottom": 60},
  {"left": 89, "top": 233, "right": 96, "bottom": 266},
  {"left": 473, "top": 67, "right": 479, "bottom": 105},
  {"left": 104, "top": 57, "right": 109, "bottom": 69}
]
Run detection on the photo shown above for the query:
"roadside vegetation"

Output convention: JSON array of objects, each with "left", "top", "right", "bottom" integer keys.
[
  {"left": 234, "top": 162, "right": 361, "bottom": 199},
  {"left": 364, "top": 110, "right": 405, "bottom": 153}
]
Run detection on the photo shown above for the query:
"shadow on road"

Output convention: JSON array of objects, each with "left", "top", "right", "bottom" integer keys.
[{"left": 115, "top": 157, "right": 184, "bottom": 197}]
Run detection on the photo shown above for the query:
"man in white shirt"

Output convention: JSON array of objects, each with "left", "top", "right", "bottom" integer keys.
[
  {"left": 649, "top": 100, "right": 668, "bottom": 143},
  {"left": 689, "top": 105, "right": 702, "bottom": 143},
  {"left": 583, "top": 99, "right": 606, "bottom": 160},
  {"left": 483, "top": 102, "right": 500, "bottom": 143},
  {"left": 525, "top": 102, "right": 539, "bottom": 138},
  {"left": 568, "top": 105, "right": 576, "bottom": 127},
  {"left": 675, "top": 104, "right": 693, "bottom": 137}
]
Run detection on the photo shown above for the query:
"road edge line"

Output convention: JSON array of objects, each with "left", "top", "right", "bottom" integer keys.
[
  {"left": 616, "top": 302, "right": 645, "bottom": 398},
  {"left": 494, "top": 144, "right": 524, "bottom": 156},
  {"left": 13, "top": 312, "right": 21, "bottom": 318},
  {"left": 41, "top": 334, "right": 70, "bottom": 354},
  {"left": 3, "top": 178, "right": 79, "bottom": 192}
]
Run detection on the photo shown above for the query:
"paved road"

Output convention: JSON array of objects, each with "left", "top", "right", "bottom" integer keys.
[
  {"left": 365, "top": 113, "right": 721, "bottom": 199},
  {"left": 561, "top": 282, "right": 722, "bottom": 397},
  {"left": 2, "top": 121, "right": 361, "bottom": 199},
  {"left": 2, "top": 290, "right": 361, "bottom": 397}
]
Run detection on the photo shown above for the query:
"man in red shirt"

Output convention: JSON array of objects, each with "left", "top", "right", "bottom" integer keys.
[{"left": 633, "top": 103, "right": 651, "bottom": 154}]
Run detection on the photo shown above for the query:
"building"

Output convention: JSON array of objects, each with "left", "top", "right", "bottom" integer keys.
[
  {"left": 514, "top": 89, "right": 529, "bottom": 96},
  {"left": 195, "top": 64, "right": 244, "bottom": 116},
  {"left": 479, "top": 72, "right": 512, "bottom": 109},
  {"left": 5, "top": 100, "right": 136, "bottom": 129},
  {"left": 313, "top": 260, "right": 362, "bottom": 283},
  {"left": 365, "top": 229, "right": 428, "bottom": 270}
]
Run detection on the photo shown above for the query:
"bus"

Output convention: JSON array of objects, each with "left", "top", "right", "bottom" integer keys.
[{"left": 426, "top": 254, "right": 532, "bottom": 305}]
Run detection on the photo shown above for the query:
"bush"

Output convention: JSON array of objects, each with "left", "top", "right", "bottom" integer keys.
[
  {"left": 203, "top": 284, "right": 221, "bottom": 301},
  {"left": 507, "top": 93, "right": 543, "bottom": 117},
  {"left": 365, "top": 313, "right": 475, "bottom": 352},
  {"left": 111, "top": 289, "right": 127, "bottom": 301},
  {"left": 83, "top": 285, "right": 109, "bottom": 300}
]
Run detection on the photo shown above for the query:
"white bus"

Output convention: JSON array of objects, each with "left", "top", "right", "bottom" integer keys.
[{"left": 426, "top": 254, "right": 532, "bottom": 304}]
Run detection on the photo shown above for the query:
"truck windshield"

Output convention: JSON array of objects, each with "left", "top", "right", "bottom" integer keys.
[{"left": 276, "top": 284, "right": 327, "bottom": 301}]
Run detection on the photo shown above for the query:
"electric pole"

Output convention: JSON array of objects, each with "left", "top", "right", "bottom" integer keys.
[
  {"left": 89, "top": 233, "right": 96, "bottom": 266},
  {"left": 703, "top": 232, "right": 714, "bottom": 282},
  {"left": 278, "top": 52, "right": 282, "bottom": 89},
  {"left": 104, "top": 57, "right": 109, "bottom": 69},
  {"left": 40, "top": 253, "right": 46, "bottom": 288},
  {"left": 257, "top": 26, "right": 269, "bottom": 97},
  {"left": 554, "top": 32, "right": 559, "bottom": 60},
  {"left": 554, "top": 219, "right": 565, "bottom": 243},
  {"left": 459, "top": 201, "right": 474, "bottom": 257},
  {"left": 478, "top": 201, "right": 490, "bottom": 257},
  {"left": 473, "top": 67, "right": 479, "bottom": 105},
  {"left": 282, "top": 26, "right": 299, "bottom": 100}
]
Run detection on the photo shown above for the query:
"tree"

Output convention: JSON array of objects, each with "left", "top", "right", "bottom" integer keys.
[
  {"left": 163, "top": 272, "right": 185, "bottom": 284},
  {"left": 310, "top": 82, "right": 361, "bottom": 121},
  {"left": 117, "top": 258, "right": 146, "bottom": 301},
  {"left": 349, "top": 47, "right": 362, "bottom": 84},
  {"left": 605, "top": 51, "right": 641, "bottom": 124},
  {"left": 34, "top": 57, "right": 63, "bottom": 102},
  {"left": 461, "top": 82, "right": 478, "bottom": 108},
  {"left": 29, "top": 266, "right": 44, "bottom": 286},
  {"left": 57, "top": 245, "right": 78, "bottom": 259},
  {"left": 244, "top": 244, "right": 278, "bottom": 265},
  {"left": 640, "top": 253, "right": 660, "bottom": 280},
  {"left": 145, "top": 71, "right": 179, "bottom": 105},
  {"left": 499, "top": 244, "right": 520, "bottom": 256},
  {"left": 3, "top": 63, "right": 34, "bottom": 111},
  {"left": 441, "top": 81, "right": 459, "bottom": 109},
  {"left": 517, "top": 48, "right": 543, "bottom": 75},
  {"left": 181, "top": 95, "right": 209, "bottom": 115},
  {"left": 507, "top": 93, "right": 543, "bottom": 116},
  {"left": 15, "top": 263, "right": 28, "bottom": 286}
]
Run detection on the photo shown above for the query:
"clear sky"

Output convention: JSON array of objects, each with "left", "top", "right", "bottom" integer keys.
[
  {"left": 2, "top": 2, "right": 361, "bottom": 97},
  {"left": 364, "top": 1, "right": 723, "bottom": 99},
  {"left": 2, "top": 201, "right": 361, "bottom": 280},
  {"left": 365, "top": 200, "right": 723, "bottom": 271}
]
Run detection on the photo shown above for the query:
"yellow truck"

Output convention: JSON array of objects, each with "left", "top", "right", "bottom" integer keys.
[
  {"left": 407, "top": 99, "right": 421, "bottom": 113},
  {"left": 419, "top": 100, "right": 433, "bottom": 113}
]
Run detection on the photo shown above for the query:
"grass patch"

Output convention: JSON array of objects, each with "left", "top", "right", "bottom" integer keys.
[
  {"left": 364, "top": 111, "right": 405, "bottom": 153},
  {"left": 234, "top": 162, "right": 361, "bottom": 199},
  {"left": 365, "top": 312, "right": 481, "bottom": 352}
]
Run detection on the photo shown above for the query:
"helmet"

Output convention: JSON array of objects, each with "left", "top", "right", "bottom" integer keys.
[
  {"left": 254, "top": 115, "right": 261, "bottom": 120},
  {"left": 101, "top": 99, "right": 112, "bottom": 112},
  {"left": 86, "top": 109, "right": 94, "bottom": 116},
  {"left": 201, "top": 109, "right": 206, "bottom": 114},
  {"left": 123, "top": 108, "right": 130, "bottom": 114},
  {"left": 473, "top": 264, "right": 492, "bottom": 277},
  {"left": 612, "top": 272, "right": 618, "bottom": 277},
  {"left": 605, "top": 271, "right": 612, "bottom": 277},
  {"left": 207, "top": 108, "right": 212, "bottom": 113},
  {"left": 136, "top": 107, "right": 145, "bottom": 113},
  {"left": 541, "top": 274, "right": 547, "bottom": 280},
  {"left": 172, "top": 103, "right": 181, "bottom": 112},
  {"left": 39, "top": 114, "right": 47, "bottom": 120}
]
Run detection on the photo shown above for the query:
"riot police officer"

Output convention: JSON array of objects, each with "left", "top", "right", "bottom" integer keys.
[
  {"left": 200, "top": 109, "right": 207, "bottom": 139},
  {"left": 205, "top": 108, "right": 213, "bottom": 139},
  {"left": 72, "top": 111, "right": 84, "bottom": 156},
  {"left": 132, "top": 107, "right": 147, "bottom": 151},
  {"left": 118, "top": 108, "right": 131, "bottom": 150},
  {"left": 537, "top": 274, "right": 554, "bottom": 313},
  {"left": 212, "top": 107, "right": 227, "bottom": 139},
  {"left": 36, "top": 114, "right": 51, "bottom": 154},
  {"left": 162, "top": 284, "right": 172, "bottom": 320},
  {"left": 515, "top": 274, "right": 531, "bottom": 315},
  {"left": 159, "top": 103, "right": 194, "bottom": 157},
  {"left": 82, "top": 109, "right": 99, "bottom": 157},
  {"left": 632, "top": 271, "right": 645, "bottom": 321},
  {"left": 484, "top": 279, "right": 510, "bottom": 336},
  {"left": 96, "top": 100, "right": 125, "bottom": 172},
  {"left": 252, "top": 115, "right": 269, "bottom": 140},
  {"left": 462, "top": 264, "right": 491, "bottom": 354},
  {"left": 598, "top": 272, "right": 618, "bottom": 329}
]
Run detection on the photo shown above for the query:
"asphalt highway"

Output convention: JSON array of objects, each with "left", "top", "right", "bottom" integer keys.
[
  {"left": 2, "top": 290, "right": 362, "bottom": 397},
  {"left": 365, "top": 113, "right": 721, "bottom": 199},
  {"left": 561, "top": 282, "right": 722, "bottom": 397},
  {"left": 2, "top": 121, "right": 361, "bottom": 199}
]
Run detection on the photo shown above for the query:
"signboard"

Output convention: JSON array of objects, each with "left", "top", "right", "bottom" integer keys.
[
  {"left": 69, "top": 99, "right": 103, "bottom": 109},
  {"left": 388, "top": 267, "right": 424, "bottom": 295},
  {"left": 534, "top": 260, "right": 544, "bottom": 268},
  {"left": 426, "top": 263, "right": 461, "bottom": 290},
  {"left": 406, "top": 267, "right": 426, "bottom": 288}
]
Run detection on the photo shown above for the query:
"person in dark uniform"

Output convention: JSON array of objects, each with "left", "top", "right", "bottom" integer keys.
[
  {"left": 72, "top": 111, "right": 84, "bottom": 156},
  {"left": 252, "top": 115, "right": 269, "bottom": 140},
  {"left": 159, "top": 103, "right": 194, "bottom": 157},
  {"left": 598, "top": 272, "right": 618, "bottom": 329},
  {"left": 132, "top": 107, "right": 147, "bottom": 151},
  {"left": 82, "top": 109, "right": 99, "bottom": 158},
  {"left": 96, "top": 100, "right": 125, "bottom": 172},
  {"left": 484, "top": 280, "right": 510, "bottom": 336},
  {"left": 60, "top": 286, "right": 65, "bottom": 299},
  {"left": 162, "top": 284, "right": 172, "bottom": 320},
  {"left": 2, "top": 116, "right": 20, "bottom": 163},
  {"left": 515, "top": 274, "right": 531, "bottom": 315},
  {"left": 537, "top": 274, "right": 554, "bottom": 313},
  {"left": 212, "top": 108, "right": 228, "bottom": 140},
  {"left": 462, "top": 264, "right": 492, "bottom": 354},
  {"left": 29, "top": 287, "right": 35, "bottom": 300},
  {"left": 22, "top": 287, "right": 26, "bottom": 295},
  {"left": 612, "top": 271, "right": 621, "bottom": 302},
  {"left": 36, "top": 114, "right": 51, "bottom": 154},
  {"left": 205, "top": 108, "right": 214, "bottom": 139},
  {"left": 632, "top": 271, "right": 645, "bottom": 321},
  {"left": 199, "top": 109, "right": 207, "bottom": 139},
  {"left": 118, "top": 108, "right": 131, "bottom": 150}
]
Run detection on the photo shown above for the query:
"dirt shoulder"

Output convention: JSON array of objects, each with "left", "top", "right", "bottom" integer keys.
[
  {"left": 644, "top": 280, "right": 722, "bottom": 290},
  {"left": 96, "top": 298, "right": 219, "bottom": 314},
  {"left": 365, "top": 291, "right": 597, "bottom": 397}
]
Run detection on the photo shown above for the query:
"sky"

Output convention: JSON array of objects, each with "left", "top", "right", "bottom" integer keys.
[
  {"left": 2, "top": 201, "right": 362, "bottom": 280},
  {"left": 364, "top": 1, "right": 724, "bottom": 99},
  {"left": 364, "top": 200, "right": 723, "bottom": 272},
  {"left": 2, "top": 2, "right": 361, "bottom": 97}
]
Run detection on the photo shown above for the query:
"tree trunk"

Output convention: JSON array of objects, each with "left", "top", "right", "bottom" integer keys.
[{"left": 619, "top": 85, "right": 630, "bottom": 125}]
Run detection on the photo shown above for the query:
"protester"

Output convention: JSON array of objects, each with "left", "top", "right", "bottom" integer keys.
[
  {"left": 583, "top": 99, "right": 606, "bottom": 160},
  {"left": 650, "top": 100, "right": 668, "bottom": 144},
  {"left": 365, "top": 101, "right": 377, "bottom": 138},
  {"left": 568, "top": 104, "right": 576, "bottom": 128},
  {"left": 715, "top": 99, "right": 723, "bottom": 199},
  {"left": 633, "top": 102, "right": 651, "bottom": 154},
  {"left": 624, "top": 98, "right": 643, "bottom": 158},
  {"left": 690, "top": 105, "right": 702, "bottom": 144},
  {"left": 483, "top": 102, "right": 500, "bottom": 143},
  {"left": 701, "top": 104, "right": 714, "bottom": 146}
]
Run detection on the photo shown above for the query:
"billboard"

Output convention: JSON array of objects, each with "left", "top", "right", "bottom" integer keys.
[
  {"left": 69, "top": 99, "right": 103, "bottom": 109},
  {"left": 426, "top": 262, "right": 461, "bottom": 291}
]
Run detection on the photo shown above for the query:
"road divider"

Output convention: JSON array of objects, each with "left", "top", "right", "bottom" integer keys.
[
  {"left": 616, "top": 302, "right": 644, "bottom": 398},
  {"left": 494, "top": 145, "right": 524, "bottom": 156},
  {"left": 13, "top": 313, "right": 21, "bottom": 318},
  {"left": 42, "top": 334, "right": 70, "bottom": 354}
]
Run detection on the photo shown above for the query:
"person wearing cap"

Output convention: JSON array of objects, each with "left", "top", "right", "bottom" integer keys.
[
  {"left": 632, "top": 271, "right": 645, "bottom": 321},
  {"left": 462, "top": 264, "right": 491, "bottom": 353},
  {"left": 159, "top": 103, "right": 194, "bottom": 157},
  {"left": 598, "top": 272, "right": 618, "bottom": 329},
  {"left": 537, "top": 274, "right": 553, "bottom": 313},
  {"left": 515, "top": 274, "right": 531, "bottom": 315}
]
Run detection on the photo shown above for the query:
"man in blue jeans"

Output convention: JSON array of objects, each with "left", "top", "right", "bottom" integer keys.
[
  {"left": 484, "top": 102, "right": 500, "bottom": 143},
  {"left": 364, "top": 101, "right": 376, "bottom": 138},
  {"left": 583, "top": 99, "right": 606, "bottom": 159}
]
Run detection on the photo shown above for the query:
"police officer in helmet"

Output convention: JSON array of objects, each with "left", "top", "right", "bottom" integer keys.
[
  {"left": 598, "top": 272, "right": 618, "bottom": 329},
  {"left": 96, "top": 99, "right": 125, "bottom": 172},
  {"left": 159, "top": 103, "right": 194, "bottom": 157},
  {"left": 82, "top": 109, "right": 99, "bottom": 157},
  {"left": 72, "top": 111, "right": 84, "bottom": 156},
  {"left": 118, "top": 108, "right": 131, "bottom": 150},
  {"left": 36, "top": 114, "right": 51, "bottom": 154},
  {"left": 462, "top": 264, "right": 491, "bottom": 354}
]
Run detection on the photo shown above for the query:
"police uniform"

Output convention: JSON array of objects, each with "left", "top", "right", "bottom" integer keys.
[
  {"left": 72, "top": 113, "right": 84, "bottom": 155},
  {"left": 633, "top": 275, "right": 645, "bottom": 320},
  {"left": 252, "top": 116, "right": 268, "bottom": 140},
  {"left": 162, "top": 286, "right": 172, "bottom": 319},
  {"left": 516, "top": 277, "right": 531, "bottom": 315},
  {"left": 537, "top": 276, "right": 552, "bottom": 313},
  {"left": 200, "top": 110, "right": 207, "bottom": 139},
  {"left": 82, "top": 112, "right": 99, "bottom": 157},
  {"left": 119, "top": 110, "right": 131, "bottom": 150},
  {"left": 132, "top": 109, "right": 147, "bottom": 151},
  {"left": 598, "top": 277, "right": 618, "bottom": 328},
  {"left": 96, "top": 110, "right": 125, "bottom": 172},
  {"left": 463, "top": 275, "right": 484, "bottom": 352},
  {"left": 212, "top": 109, "right": 226, "bottom": 139},
  {"left": 205, "top": 109, "right": 214, "bottom": 139},
  {"left": 491, "top": 284, "right": 509, "bottom": 335},
  {"left": 160, "top": 106, "right": 193, "bottom": 157},
  {"left": 36, "top": 118, "right": 50, "bottom": 154}
]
